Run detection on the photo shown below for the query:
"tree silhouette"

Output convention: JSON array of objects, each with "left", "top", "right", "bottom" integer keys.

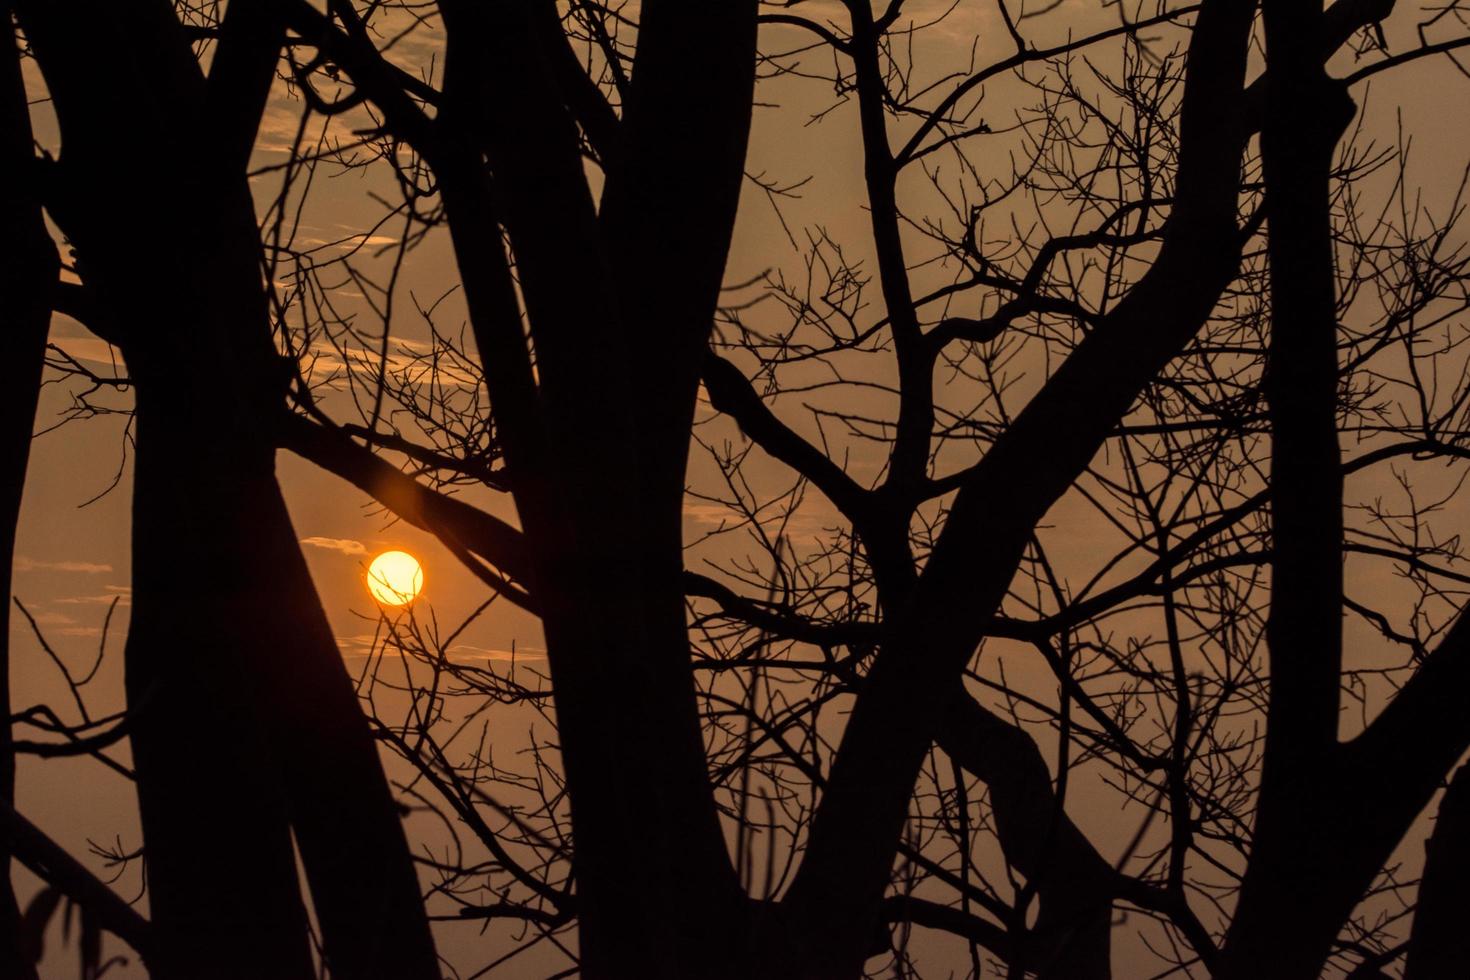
[
  {"left": 1, "top": 5, "right": 57, "bottom": 972},
  {"left": 7, "top": 1, "right": 1470, "bottom": 979},
  {"left": 7, "top": 2, "right": 435, "bottom": 977}
]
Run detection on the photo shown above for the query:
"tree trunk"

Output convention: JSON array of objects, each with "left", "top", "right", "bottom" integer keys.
[
  {"left": 124, "top": 404, "right": 318, "bottom": 980},
  {"left": 0, "top": 9, "right": 58, "bottom": 975},
  {"left": 1213, "top": 0, "right": 1359, "bottom": 972},
  {"left": 15, "top": 4, "right": 440, "bottom": 974},
  {"left": 1404, "top": 764, "right": 1470, "bottom": 978},
  {"left": 777, "top": 4, "right": 1258, "bottom": 970},
  {"left": 434, "top": 4, "right": 760, "bottom": 972},
  {"left": 129, "top": 394, "right": 439, "bottom": 979},
  {"left": 1212, "top": 771, "right": 1372, "bottom": 978}
]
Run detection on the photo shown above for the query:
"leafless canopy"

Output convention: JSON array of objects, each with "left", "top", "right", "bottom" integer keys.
[{"left": 7, "top": 1, "right": 1470, "bottom": 979}]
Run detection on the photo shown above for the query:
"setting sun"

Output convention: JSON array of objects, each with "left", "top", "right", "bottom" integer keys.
[{"left": 366, "top": 550, "right": 424, "bottom": 606}]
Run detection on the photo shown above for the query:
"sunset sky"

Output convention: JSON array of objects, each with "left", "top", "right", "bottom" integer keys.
[{"left": 9, "top": 2, "right": 1470, "bottom": 977}]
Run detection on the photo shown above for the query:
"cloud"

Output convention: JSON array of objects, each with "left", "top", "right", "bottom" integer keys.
[
  {"left": 22, "top": 611, "right": 75, "bottom": 627},
  {"left": 14, "top": 556, "right": 113, "bottom": 574},
  {"left": 337, "top": 234, "right": 398, "bottom": 250},
  {"left": 55, "top": 591, "right": 132, "bottom": 608},
  {"left": 447, "top": 644, "right": 547, "bottom": 663},
  {"left": 300, "top": 536, "right": 368, "bottom": 556},
  {"left": 335, "top": 635, "right": 547, "bottom": 664},
  {"left": 302, "top": 338, "right": 481, "bottom": 393},
  {"left": 683, "top": 503, "right": 748, "bottom": 528}
]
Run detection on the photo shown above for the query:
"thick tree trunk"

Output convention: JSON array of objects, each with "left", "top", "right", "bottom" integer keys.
[
  {"left": 0, "top": 10, "right": 58, "bottom": 976},
  {"left": 129, "top": 395, "right": 439, "bottom": 979},
  {"left": 1212, "top": 0, "right": 1359, "bottom": 974},
  {"left": 124, "top": 406, "right": 317, "bottom": 980},
  {"left": 1217, "top": 749, "right": 1470, "bottom": 979},
  {"left": 1404, "top": 764, "right": 1470, "bottom": 978},
  {"left": 16, "top": 4, "right": 439, "bottom": 974},
  {"left": 1212, "top": 773, "right": 1372, "bottom": 978},
  {"left": 435, "top": 4, "right": 759, "bottom": 973},
  {"left": 399, "top": 143, "right": 754, "bottom": 975},
  {"left": 113, "top": 150, "right": 439, "bottom": 980},
  {"left": 529, "top": 546, "right": 745, "bottom": 978}
]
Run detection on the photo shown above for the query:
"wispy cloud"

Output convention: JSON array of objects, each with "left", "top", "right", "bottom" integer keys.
[
  {"left": 683, "top": 502, "right": 748, "bottom": 528},
  {"left": 22, "top": 610, "right": 75, "bottom": 627},
  {"left": 302, "top": 338, "right": 481, "bottom": 392},
  {"left": 336, "top": 636, "right": 548, "bottom": 663},
  {"left": 682, "top": 500, "right": 837, "bottom": 546},
  {"left": 338, "top": 234, "right": 398, "bottom": 250},
  {"left": 55, "top": 589, "right": 132, "bottom": 608},
  {"left": 300, "top": 536, "right": 368, "bottom": 556},
  {"left": 447, "top": 644, "right": 547, "bottom": 663},
  {"left": 14, "top": 556, "right": 113, "bottom": 574}
]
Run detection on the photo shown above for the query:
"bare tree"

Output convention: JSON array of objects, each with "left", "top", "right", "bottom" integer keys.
[
  {"left": 7, "top": 2, "right": 436, "bottom": 977},
  {"left": 11, "top": 1, "right": 1470, "bottom": 979},
  {"left": 1, "top": 5, "right": 58, "bottom": 975}
]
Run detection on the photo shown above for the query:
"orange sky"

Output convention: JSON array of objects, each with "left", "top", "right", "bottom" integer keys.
[{"left": 10, "top": 2, "right": 1470, "bottom": 977}]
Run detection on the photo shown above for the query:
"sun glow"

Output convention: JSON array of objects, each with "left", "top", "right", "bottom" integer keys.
[{"left": 367, "top": 551, "right": 424, "bottom": 606}]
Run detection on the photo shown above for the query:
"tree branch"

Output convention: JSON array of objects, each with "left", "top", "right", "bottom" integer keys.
[
  {"left": 0, "top": 801, "right": 153, "bottom": 962},
  {"left": 702, "top": 354, "right": 872, "bottom": 522},
  {"left": 781, "top": 0, "right": 1258, "bottom": 962},
  {"left": 204, "top": 0, "right": 284, "bottom": 172},
  {"left": 277, "top": 413, "right": 532, "bottom": 598}
]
